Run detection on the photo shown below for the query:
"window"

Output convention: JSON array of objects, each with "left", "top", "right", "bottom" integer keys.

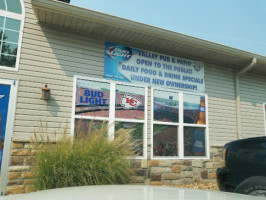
[
  {"left": 0, "top": 0, "right": 24, "bottom": 70},
  {"left": 72, "top": 77, "right": 147, "bottom": 159},
  {"left": 74, "top": 78, "right": 110, "bottom": 138},
  {"left": 151, "top": 88, "right": 208, "bottom": 159},
  {"left": 115, "top": 84, "right": 146, "bottom": 156},
  {"left": 152, "top": 89, "right": 179, "bottom": 158}
]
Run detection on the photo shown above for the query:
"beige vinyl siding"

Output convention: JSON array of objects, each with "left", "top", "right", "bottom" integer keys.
[
  {"left": 205, "top": 64, "right": 237, "bottom": 145},
  {"left": 239, "top": 72, "right": 266, "bottom": 138}
]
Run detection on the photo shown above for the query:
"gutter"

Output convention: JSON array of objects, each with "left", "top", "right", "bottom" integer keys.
[
  {"left": 237, "top": 58, "right": 257, "bottom": 76},
  {"left": 235, "top": 58, "right": 257, "bottom": 139}
]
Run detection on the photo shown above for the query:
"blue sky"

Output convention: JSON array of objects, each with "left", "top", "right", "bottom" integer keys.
[{"left": 71, "top": 0, "right": 266, "bottom": 56}]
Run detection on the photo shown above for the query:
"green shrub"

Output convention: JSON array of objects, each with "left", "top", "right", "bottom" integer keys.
[{"left": 32, "top": 122, "right": 136, "bottom": 190}]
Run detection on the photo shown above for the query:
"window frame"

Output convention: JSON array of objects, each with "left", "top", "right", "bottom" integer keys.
[
  {"left": 72, "top": 76, "right": 148, "bottom": 159},
  {"left": 0, "top": 0, "right": 25, "bottom": 71},
  {"left": 151, "top": 87, "right": 180, "bottom": 159},
  {"left": 151, "top": 87, "right": 209, "bottom": 160}
]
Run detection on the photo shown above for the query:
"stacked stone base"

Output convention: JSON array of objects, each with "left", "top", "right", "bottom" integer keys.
[
  {"left": 5, "top": 141, "right": 222, "bottom": 195},
  {"left": 6, "top": 141, "right": 35, "bottom": 195},
  {"left": 131, "top": 146, "right": 223, "bottom": 186}
]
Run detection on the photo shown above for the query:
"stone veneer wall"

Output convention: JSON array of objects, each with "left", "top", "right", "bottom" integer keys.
[
  {"left": 6, "top": 141, "right": 36, "bottom": 195},
  {"left": 5, "top": 141, "right": 223, "bottom": 195},
  {"left": 131, "top": 146, "right": 223, "bottom": 186}
]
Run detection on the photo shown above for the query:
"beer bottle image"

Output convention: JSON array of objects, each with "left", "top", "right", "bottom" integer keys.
[
  {"left": 192, "top": 96, "right": 206, "bottom": 156},
  {"left": 196, "top": 96, "right": 205, "bottom": 124}
]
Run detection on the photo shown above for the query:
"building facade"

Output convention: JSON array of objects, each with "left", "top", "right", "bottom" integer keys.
[{"left": 0, "top": 0, "right": 266, "bottom": 195}]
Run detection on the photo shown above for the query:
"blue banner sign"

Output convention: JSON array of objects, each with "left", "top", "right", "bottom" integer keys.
[
  {"left": 0, "top": 84, "right": 11, "bottom": 173},
  {"left": 104, "top": 42, "right": 205, "bottom": 92}
]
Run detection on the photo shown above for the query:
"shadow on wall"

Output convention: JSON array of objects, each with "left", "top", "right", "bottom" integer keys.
[
  {"left": 44, "top": 95, "right": 60, "bottom": 117},
  {"left": 41, "top": 25, "right": 105, "bottom": 79},
  {"left": 33, "top": 25, "right": 105, "bottom": 118}
]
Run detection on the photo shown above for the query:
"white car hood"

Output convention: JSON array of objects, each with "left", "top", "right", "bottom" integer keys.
[{"left": 1, "top": 185, "right": 261, "bottom": 200}]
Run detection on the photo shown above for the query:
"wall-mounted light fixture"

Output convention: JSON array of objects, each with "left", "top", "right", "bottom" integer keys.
[{"left": 41, "top": 84, "right": 51, "bottom": 100}]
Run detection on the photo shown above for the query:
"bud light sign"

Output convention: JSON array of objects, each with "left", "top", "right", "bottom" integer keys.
[
  {"left": 106, "top": 46, "right": 132, "bottom": 62},
  {"left": 79, "top": 90, "right": 108, "bottom": 105},
  {"left": 104, "top": 42, "right": 205, "bottom": 92},
  {"left": 75, "top": 82, "right": 110, "bottom": 117}
]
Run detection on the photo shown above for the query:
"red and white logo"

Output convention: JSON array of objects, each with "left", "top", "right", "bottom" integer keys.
[{"left": 121, "top": 95, "right": 141, "bottom": 108}]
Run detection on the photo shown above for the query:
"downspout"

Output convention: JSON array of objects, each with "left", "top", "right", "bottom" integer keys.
[{"left": 235, "top": 58, "right": 257, "bottom": 139}]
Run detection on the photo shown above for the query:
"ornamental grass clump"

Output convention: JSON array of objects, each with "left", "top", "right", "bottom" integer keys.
[{"left": 32, "top": 122, "right": 136, "bottom": 190}]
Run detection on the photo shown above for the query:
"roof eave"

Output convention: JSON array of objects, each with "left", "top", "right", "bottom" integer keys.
[{"left": 32, "top": 0, "right": 266, "bottom": 73}]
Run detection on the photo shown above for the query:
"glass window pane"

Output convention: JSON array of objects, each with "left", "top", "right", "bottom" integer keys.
[
  {"left": 0, "top": 28, "right": 3, "bottom": 38},
  {"left": 154, "top": 90, "right": 179, "bottom": 122},
  {"left": 115, "top": 122, "right": 144, "bottom": 156},
  {"left": 153, "top": 125, "right": 178, "bottom": 157},
  {"left": 0, "top": 54, "right": 16, "bottom": 67},
  {"left": 115, "top": 85, "right": 145, "bottom": 120},
  {"left": 3, "top": 30, "right": 19, "bottom": 43},
  {"left": 0, "top": 0, "right": 6, "bottom": 11},
  {"left": 0, "top": 17, "right": 4, "bottom": 28},
  {"left": 1, "top": 42, "right": 18, "bottom": 55},
  {"left": 184, "top": 127, "right": 206, "bottom": 157},
  {"left": 5, "top": 18, "right": 20, "bottom": 31},
  {"left": 75, "top": 79, "right": 110, "bottom": 118},
  {"left": 6, "top": 0, "right": 22, "bottom": 14},
  {"left": 184, "top": 94, "right": 206, "bottom": 124},
  {"left": 74, "top": 119, "right": 106, "bottom": 137}
]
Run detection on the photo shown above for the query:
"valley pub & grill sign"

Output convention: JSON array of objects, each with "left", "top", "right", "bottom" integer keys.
[{"left": 104, "top": 42, "right": 205, "bottom": 92}]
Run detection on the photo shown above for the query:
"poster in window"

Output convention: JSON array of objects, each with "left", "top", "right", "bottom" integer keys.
[
  {"left": 75, "top": 79, "right": 110, "bottom": 117},
  {"left": 184, "top": 94, "right": 206, "bottom": 124},
  {"left": 184, "top": 127, "right": 206, "bottom": 157},
  {"left": 115, "top": 85, "right": 145, "bottom": 120},
  {"left": 153, "top": 125, "right": 178, "bottom": 157},
  {"left": 0, "top": 84, "right": 11, "bottom": 174},
  {"left": 153, "top": 90, "right": 179, "bottom": 122},
  {"left": 74, "top": 119, "right": 106, "bottom": 137},
  {"left": 115, "top": 122, "right": 144, "bottom": 156}
]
